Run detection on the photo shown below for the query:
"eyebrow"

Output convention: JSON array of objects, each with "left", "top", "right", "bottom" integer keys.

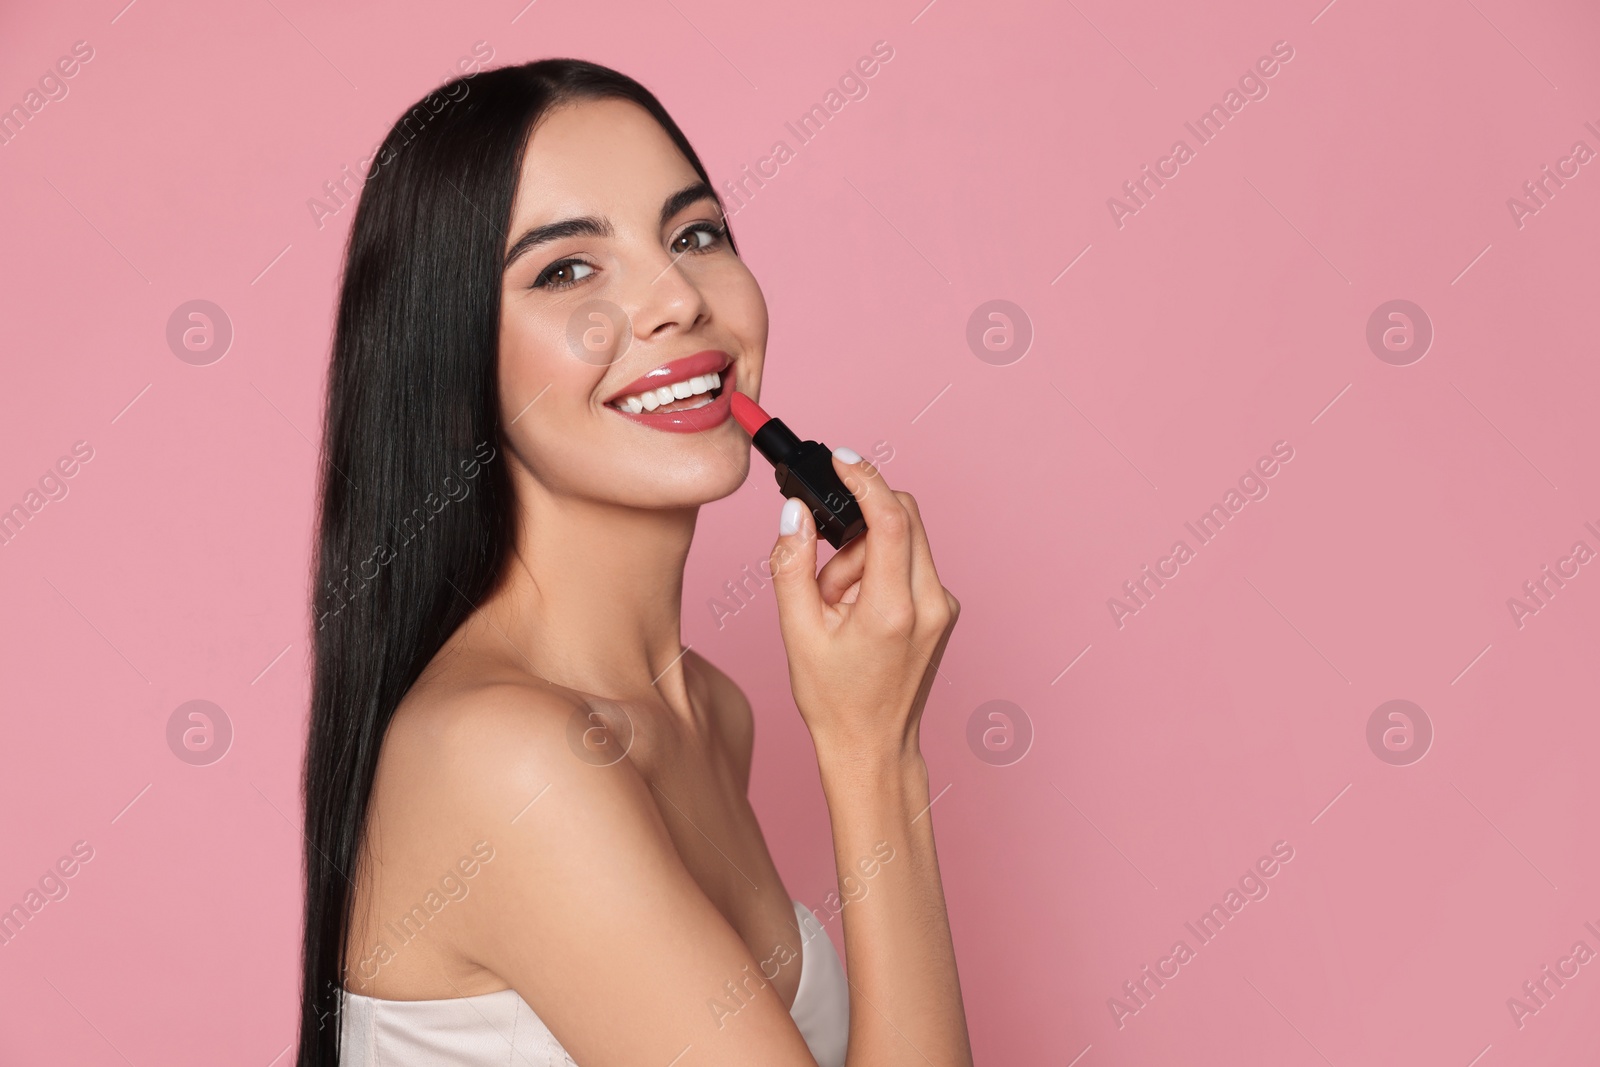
[{"left": 502, "top": 181, "right": 720, "bottom": 272}]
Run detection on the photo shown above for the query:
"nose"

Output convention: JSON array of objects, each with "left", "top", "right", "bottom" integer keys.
[{"left": 623, "top": 243, "right": 711, "bottom": 343}]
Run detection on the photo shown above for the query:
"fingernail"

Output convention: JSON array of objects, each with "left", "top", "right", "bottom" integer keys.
[
  {"left": 833, "top": 446, "right": 861, "bottom": 464},
  {"left": 779, "top": 497, "right": 804, "bottom": 536}
]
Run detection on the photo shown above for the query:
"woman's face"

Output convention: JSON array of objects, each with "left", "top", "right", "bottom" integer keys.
[{"left": 497, "top": 96, "right": 767, "bottom": 509}]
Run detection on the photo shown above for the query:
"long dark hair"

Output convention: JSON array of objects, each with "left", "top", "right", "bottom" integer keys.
[{"left": 297, "top": 58, "right": 737, "bottom": 1065}]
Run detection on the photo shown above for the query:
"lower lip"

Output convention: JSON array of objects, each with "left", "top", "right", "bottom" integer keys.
[{"left": 605, "top": 365, "right": 737, "bottom": 433}]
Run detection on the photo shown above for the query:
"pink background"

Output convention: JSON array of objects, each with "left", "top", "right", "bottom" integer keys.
[{"left": 2, "top": 0, "right": 1598, "bottom": 1063}]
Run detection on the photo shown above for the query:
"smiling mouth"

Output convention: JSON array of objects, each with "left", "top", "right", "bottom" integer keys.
[{"left": 606, "top": 369, "right": 727, "bottom": 415}]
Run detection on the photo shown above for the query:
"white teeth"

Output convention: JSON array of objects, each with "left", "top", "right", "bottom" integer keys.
[{"left": 613, "top": 369, "right": 724, "bottom": 414}]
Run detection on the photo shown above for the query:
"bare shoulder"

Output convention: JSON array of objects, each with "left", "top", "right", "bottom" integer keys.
[
  {"left": 379, "top": 672, "right": 683, "bottom": 936},
  {"left": 366, "top": 664, "right": 821, "bottom": 1063},
  {"left": 384, "top": 670, "right": 639, "bottom": 815},
  {"left": 683, "top": 648, "right": 755, "bottom": 788}
]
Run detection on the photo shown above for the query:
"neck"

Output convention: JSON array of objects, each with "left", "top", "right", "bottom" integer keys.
[{"left": 478, "top": 460, "right": 699, "bottom": 721}]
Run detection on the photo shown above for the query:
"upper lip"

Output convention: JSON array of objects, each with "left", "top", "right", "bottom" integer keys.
[{"left": 604, "top": 350, "right": 731, "bottom": 405}]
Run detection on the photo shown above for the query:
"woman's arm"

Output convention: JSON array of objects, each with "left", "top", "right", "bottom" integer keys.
[
  {"left": 426, "top": 684, "right": 827, "bottom": 1066},
  {"left": 406, "top": 458, "right": 969, "bottom": 1066},
  {"left": 819, "top": 746, "right": 974, "bottom": 1065},
  {"left": 768, "top": 453, "right": 974, "bottom": 1066}
]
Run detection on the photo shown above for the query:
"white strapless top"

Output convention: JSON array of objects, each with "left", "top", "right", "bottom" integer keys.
[{"left": 339, "top": 899, "right": 849, "bottom": 1066}]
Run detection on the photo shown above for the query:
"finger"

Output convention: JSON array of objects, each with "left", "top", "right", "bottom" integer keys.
[
  {"left": 816, "top": 533, "right": 868, "bottom": 605},
  {"left": 768, "top": 497, "right": 823, "bottom": 630},
  {"left": 831, "top": 449, "right": 913, "bottom": 621},
  {"left": 893, "top": 491, "right": 943, "bottom": 608}
]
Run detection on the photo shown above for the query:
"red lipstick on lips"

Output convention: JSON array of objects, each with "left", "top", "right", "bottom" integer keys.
[
  {"left": 604, "top": 350, "right": 734, "bottom": 433},
  {"left": 731, "top": 393, "right": 867, "bottom": 550}
]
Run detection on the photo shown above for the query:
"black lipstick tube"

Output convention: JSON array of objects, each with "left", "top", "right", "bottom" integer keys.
[{"left": 750, "top": 417, "right": 867, "bottom": 550}]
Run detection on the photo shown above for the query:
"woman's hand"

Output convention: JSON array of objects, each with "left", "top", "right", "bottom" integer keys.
[{"left": 767, "top": 450, "right": 960, "bottom": 762}]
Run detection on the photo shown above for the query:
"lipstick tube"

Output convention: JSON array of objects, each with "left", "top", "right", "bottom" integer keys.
[{"left": 731, "top": 394, "right": 867, "bottom": 550}]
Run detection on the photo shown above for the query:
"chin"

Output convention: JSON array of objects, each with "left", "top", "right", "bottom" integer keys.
[
  {"left": 686, "top": 453, "right": 753, "bottom": 506},
  {"left": 607, "top": 451, "right": 750, "bottom": 511}
]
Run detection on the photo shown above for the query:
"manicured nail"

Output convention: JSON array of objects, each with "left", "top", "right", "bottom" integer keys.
[
  {"left": 833, "top": 446, "right": 862, "bottom": 463},
  {"left": 779, "top": 498, "right": 804, "bottom": 536}
]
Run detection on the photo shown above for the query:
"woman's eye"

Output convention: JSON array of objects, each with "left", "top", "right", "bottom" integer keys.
[
  {"left": 532, "top": 259, "right": 595, "bottom": 291},
  {"left": 671, "top": 222, "right": 726, "bottom": 255}
]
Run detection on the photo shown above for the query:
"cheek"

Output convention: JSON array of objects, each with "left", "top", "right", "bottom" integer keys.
[
  {"left": 708, "top": 260, "right": 768, "bottom": 376},
  {"left": 495, "top": 301, "right": 621, "bottom": 484},
  {"left": 728, "top": 263, "right": 768, "bottom": 336},
  {"left": 498, "top": 295, "right": 608, "bottom": 417}
]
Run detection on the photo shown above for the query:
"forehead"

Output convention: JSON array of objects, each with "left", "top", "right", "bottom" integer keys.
[{"left": 511, "top": 96, "right": 698, "bottom": 223}]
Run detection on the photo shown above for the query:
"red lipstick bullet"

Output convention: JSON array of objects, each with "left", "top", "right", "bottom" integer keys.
[{"left": 731, "top": 393, "right": 867, "bottom": 550}]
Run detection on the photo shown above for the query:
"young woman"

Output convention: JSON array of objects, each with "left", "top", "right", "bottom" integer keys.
[{"left": 297, "top": 58, "right": 972, "bottom": 1067}]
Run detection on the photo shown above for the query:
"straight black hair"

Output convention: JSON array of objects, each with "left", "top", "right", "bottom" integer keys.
[{"left": 297, "top": 57, "right": 737, "bottom": 1066}]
